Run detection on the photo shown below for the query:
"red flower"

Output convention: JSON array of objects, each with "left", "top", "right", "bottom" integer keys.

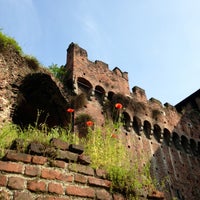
[
  {"left": 115, "top": 103, "right": 123, "bottom": 109},
  {"left": 67, "top": 108, "right": 74, "bottom": 113},
  {"left": 86, "top": 121, "right": 93, "bottom": 127},
  {"left": 111, "top": 134, "right": 118, "bottom": 139}
]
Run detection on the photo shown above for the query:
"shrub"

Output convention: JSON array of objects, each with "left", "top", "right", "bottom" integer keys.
[
  {"left": 0, "top": 31, "right": 22, "bottom": 54},
  {"left": 69, "top": 93, "right": 87, "bottom": 110},
  {"left": 24, "top": 55, "right": 40, "bottom": 70}
]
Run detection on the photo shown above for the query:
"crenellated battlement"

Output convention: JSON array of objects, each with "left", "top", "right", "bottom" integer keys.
[{"left": 66, "top": 43, "right": 130, "bottom": 97}]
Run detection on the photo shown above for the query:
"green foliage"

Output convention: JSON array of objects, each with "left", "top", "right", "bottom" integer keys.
[
  {"left": 0, "top": 123, "right": 19, "bottom": 157},
  {"left": 0, "top": 116, "right": 157, "bottom": 198},
  {"left": 69, "top": 93, "right": 87, "bottom": 110},
  {"left": 75, "top": 113, "right": 94, "bottom": 137},
  {"left": 75, "top": 113, "right": 93, "bottom": 125},
  {"left": 0, "top": 123, "right": 79, "bottom": 158},
  {"left": 48, "top": 64, "right": 66, "bottom": 82},
  {"left": 83, "top": 122, "right": 156, "bottom": 198},
  {"left": 24, "top": 55, "right": 40, "bottom": 70},
  {"left": 0, "top": 31, "right": 23, "bottom": 54}
]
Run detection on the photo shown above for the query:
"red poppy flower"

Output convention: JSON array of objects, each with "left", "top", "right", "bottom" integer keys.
[
  {"left": 86, "top": 121, "right": 93, "bottom": 127},
  {"left": 67, "top": 108, "right": 74, "bottom": 113},
  {"left": 115, "top": 103, "right": 123, "bottom": 109},
  {"left": 111, "top": 134, "right": 118, "bottom": 139}
]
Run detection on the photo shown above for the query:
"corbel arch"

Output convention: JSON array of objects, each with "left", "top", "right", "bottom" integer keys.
[
  {"left": 94, "top": 85, "right": 105, "bottom": 104},
  {"left": 77, "top": 77, "right": 93, "bottom": 99},
  {"left": 143, "top": 120, "right": 152, "bottom": 139}
]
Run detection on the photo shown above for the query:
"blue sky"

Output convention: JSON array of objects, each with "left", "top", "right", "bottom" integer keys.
[{"left": 0, "top": 0, "right": 200, "bottom": 105}]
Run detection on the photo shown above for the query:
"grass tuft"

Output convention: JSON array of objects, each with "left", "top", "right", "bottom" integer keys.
[{"left": 0, "top": 31, "right": 23, "bottom": 54}]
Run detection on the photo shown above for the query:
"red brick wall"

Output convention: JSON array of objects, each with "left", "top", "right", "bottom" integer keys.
[
  {"left": 65, "top": 43, "right": 200, "bottom": 200},
  {"left": 0, "top": 151, "right": 125, "bottom": 200}
]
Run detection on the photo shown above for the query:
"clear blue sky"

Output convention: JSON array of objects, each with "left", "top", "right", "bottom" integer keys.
[{"left": 0, "top": 0, "right": 200, "bottom": 105}]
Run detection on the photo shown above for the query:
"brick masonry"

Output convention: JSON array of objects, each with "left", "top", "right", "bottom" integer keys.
[
  {"left": 0, "top": 42, "right": 200, "bottom": 199},
  {"left": 0, "top": 149, "right": 127, "bottom": 200}
]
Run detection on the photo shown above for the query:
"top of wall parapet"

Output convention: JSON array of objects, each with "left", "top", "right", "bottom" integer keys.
[
  {"left": 67, "top": 42, "right": 128, "bottom": 81},
  {"left": 66, "top": 42, "right": 194, "bottom": 113}
]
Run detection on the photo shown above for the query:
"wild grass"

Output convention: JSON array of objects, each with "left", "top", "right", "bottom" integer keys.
[
  {"left": 0, "top": 123, "right": 78, "bottom": 157},
  {"left": 0, "top": 30, "right": 23, "bottom": 54},
  {"left": 0, "top": 119, "right": 157, "bottom": 199},
  {"left": 83, "top": 121, "right": 157, "bottom": 198}
]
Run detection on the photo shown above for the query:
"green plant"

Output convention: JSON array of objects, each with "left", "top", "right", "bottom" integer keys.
[
  {"left": 0, "top": 123, "right": 19, "bottom": 157},
  {"left": 0, "top": 31, "right": 22, "bottom": 54},
  {"left": 75, "top": 113, "right": 94, "bottom": 138},
  {"left": 0, "top": 123, "right": 79, "bottom": 158},
  {"left": 48, "top": 64, "right": 68, "bottom": 82},
  {"left": 24, "top": 55, "right": 40, "bottom": 70},
  {"left": 69, "top": 93, "right": 87, "bottom": 110},
  {"left": 83, "top": 121, "right": 156, "bottom": 198}
]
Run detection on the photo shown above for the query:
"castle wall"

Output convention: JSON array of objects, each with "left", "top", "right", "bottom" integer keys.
[
  {"left": 0, "top": 41, "right": 200, "bottom": 199},
  {"left": 65, "top": 43, "right": 200, "bottom": 200},
  {"left": 66, "top": 43, "right": 130, "bottom": 97}
]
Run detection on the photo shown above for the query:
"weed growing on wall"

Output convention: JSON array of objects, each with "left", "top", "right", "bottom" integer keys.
[
  {"left": 24, "top": 55, "right": 40, "bottom": 70},
  {"left": 0, "top": 108, "right": 157, "bottom": 199},
  {"left": 0, "top": 123, "right": 19, "bottom": 157},
  {"left": 0, "top": 31, "right": 22, "bottom": 54},
  {"left": 0, "top": 123, "right": 79, "bottom": 157},
  {"left": 83, "top": 121, "right": 157, "bottom": 198}
]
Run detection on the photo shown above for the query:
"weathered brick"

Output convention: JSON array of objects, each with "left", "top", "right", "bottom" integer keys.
[
  {"left": 32, "top": 155, "right": 47, "bottom": 165},
  {"left": 113, "top": 193, "right": 126, "bottom": 200},
  {"left": 5, "top": 151, "right": 32, "bottom": 163},
  {"left": 50, "top": 160, "right": 66, "bottom": 169},
  {"left": 14, "top": 191, "right": 33, "bottom": 200},
  {"left": 96, "top": 189, "right": 112, "bottom": 200},
  {"left": 24, "top": 165, "right": 40, "bottom": 177},
  {"left": 41, "top": 168, "right": 73, "bottom": 182},
  {"left": 48, "top": 182, "right": 64, "bottom": 195},
  {"left": 96, "top": 169, "right": 107, "bottom": 179},
  {"left": 66, "top": 185, "right": 95, "bottom": 198},
  {"left": 27, "top": 180, "right": 47, "bottom": 193},
  {"left": 88, "top": 176, "right": 111, "bottom": 188},
  {"left": 0, "top": 161, "right": 23, "bottom": 173},
  {"left": 68, "top": 163, "right": 94, "bottom": 176},
  {"left": 51, "top": 138, "right": 69, "bottom": 150},
  {"left": 147, "top": 190, "right": 165, "bottom": 199},
  {"left": 69, "top": 144, "right": 84, "bottom": 154},
  {"left": 56, "top": 150, "right": 78, "bottom": 162},
  {"left": 36, "top": 196, "right": 70, "bottom": 200},
  {"left": 0, "top": 189, "right": 10, "bottom": 200},
  {"left": 0, "top": 174, "right": 7, "bottom": 186},
  {"left": 8, "top": 177, "right": 25, "bottom": 190},
  {"left": 74, "top": 174, "right": 87, "bottom": 184},
  {"left": 78, "top": 154, "right": 91, "bottom": 165},
  {"left": 28, "top": 142, "right": 45, "bottom": 155}
]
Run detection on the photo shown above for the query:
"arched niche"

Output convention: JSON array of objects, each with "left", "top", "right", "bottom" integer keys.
[
  {"left": 132, "top": 116, "right": 142, "bottom": 135},
  {"left": 77, "top": 77, "right": 93, "bottom": 99},
  {"left": 172, "top": 132, "right": 181, "bottom": 150},
  {"left": 181, "top": 135, "right": 189, "bottom": 153},
  {"left": 163, "top": 128, "right": 171, "bottom": 146},
  {"left": 143, "top": 120, "right": 151, "bottom": 139},
  {"left": 12, "top": 73, "right": 68, "bottom": 128},
  {"left": 94, "top": 85, "right": 105, "bottom": 104},
  {"left": 153, "top": 124, "right": 162, "bottom": 143},
  {"left": 122, "top": 112, "right": 131, "bottom": 131},
  {"left": 190, "top": 139, "right": 197, "bottom": 156},
  {"left": 107, "top": 91, "right": 115, "bottom": 101}
]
